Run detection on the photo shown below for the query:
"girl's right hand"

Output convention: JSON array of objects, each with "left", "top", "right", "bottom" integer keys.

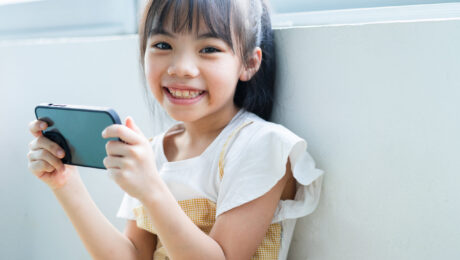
[{"left": 27, "top": 119, "right": 78, "bottom": 190}]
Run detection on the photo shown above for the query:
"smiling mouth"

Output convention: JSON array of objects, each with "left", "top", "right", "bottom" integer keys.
[{"left": 164, "top": 87, "right": 205, "bottom": 99}]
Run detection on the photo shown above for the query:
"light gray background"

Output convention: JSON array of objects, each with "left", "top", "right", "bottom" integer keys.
[
  {"left": 1, "top": 18, "right": 459, "bottom": 260},
  {"left": 269, "top": 0, "right": 459, "bottom": 12}
]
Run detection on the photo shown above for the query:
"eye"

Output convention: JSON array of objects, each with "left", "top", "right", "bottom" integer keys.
[
  {"left": 200, "top": 47, "right": 221, "bottom": 54},
  {"left": 152, "top": 42, "right": 171, "bottom": 50}
]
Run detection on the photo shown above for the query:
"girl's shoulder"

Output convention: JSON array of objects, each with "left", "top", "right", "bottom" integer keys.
[
  {"left": 236, "top": 110, "right": 305, "bottom": 148},
  {"left": 216, "top": 110, "right": 324, "bottom": 218},
  {"left": 221, "top": 110, "right": 308, "bottom": 173}
]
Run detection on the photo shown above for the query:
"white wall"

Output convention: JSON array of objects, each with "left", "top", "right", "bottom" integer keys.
[
  {"left": 275, "top": 19, "right": 460, "bottom": 259},
  {"left": 1, "top": 18, "right": 459, "bottom": 259}
]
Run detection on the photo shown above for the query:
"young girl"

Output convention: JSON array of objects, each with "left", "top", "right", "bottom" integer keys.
[{"left": 27, "top": 0, "right": 324, "bottom": 259}]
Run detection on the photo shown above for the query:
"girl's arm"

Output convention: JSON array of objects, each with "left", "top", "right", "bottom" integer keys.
[
  {"left": 209, "top": 162, "right": 294, "bottom": 259},
  {"left": 141, "top": 179, "right": 226, "bottom": 260},
  {"left": 28, "top": 119, "right": 140, "bottom": 259},
  {"left": 28, "top": 119, "right": 156, "bottom": 259},
  {"left": 141, "top": 162, "right": 293, "bottom": 260},
  {"left": 53, "top": 173, "right": 155, "bottom": 260},
  {"left": 124, "top": 220, "right": 157, "bottom": 259}
]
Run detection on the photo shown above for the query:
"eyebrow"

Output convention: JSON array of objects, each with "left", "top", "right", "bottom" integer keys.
[{"left": 150, "top": 28, "right": 220, "bottom": 40}]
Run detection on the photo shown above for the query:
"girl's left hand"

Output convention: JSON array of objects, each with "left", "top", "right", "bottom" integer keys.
[{"left": 102, "top": 116, "right": 159, "bottom": 202}]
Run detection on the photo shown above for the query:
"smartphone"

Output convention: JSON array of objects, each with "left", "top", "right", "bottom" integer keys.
[{"left": 34, "top": 103, "right": 122, "bottom": 169}]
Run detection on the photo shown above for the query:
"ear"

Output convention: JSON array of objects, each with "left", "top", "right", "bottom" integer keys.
[{"left": 239, "top": 47, "right": 262, "bottom": 82}]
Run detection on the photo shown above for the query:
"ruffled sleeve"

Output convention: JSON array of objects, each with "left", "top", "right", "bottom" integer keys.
[{"left": 215, "top": 122, "right": 324, "bottom": 222}]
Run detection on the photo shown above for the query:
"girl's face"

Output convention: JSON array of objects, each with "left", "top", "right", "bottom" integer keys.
[{"left": 144, "top": 19, "right": 244, "bottom": 124}]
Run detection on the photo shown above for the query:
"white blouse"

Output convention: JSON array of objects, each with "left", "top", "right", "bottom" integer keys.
[{"left": 117, "top": 109, "right": 324, "bottom": 260}]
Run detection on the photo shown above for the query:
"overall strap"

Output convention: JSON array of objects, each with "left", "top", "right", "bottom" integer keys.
[{"left": 218, "top": 121, "right": 254, "bottom": 180}]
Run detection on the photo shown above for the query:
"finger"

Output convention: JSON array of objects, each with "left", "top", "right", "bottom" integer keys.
[
  {"left": 28, "top": 149, "right": 65, "bottom": 172},
  {"left": 105, "top": 140, "right": 132, "bottom": 157},
  {"left": 125, "top": 116, "right": 144, "bottom": 136},
  {"left": 107, "top": 168, "right": 122, "bottom": 180},
  {"left": 29, "top": 136, "right": 66, "bottom": 159},
  {"left": 103, "top": 156, "right": 122, "bottom": 169},
  {"left": 29, "top": 120, "right": 48, "bottom": 137},
  {"left": 102, "top": 124, "right": 141, "bottom": 145},
  {"left": 28, "top": 160, "right": 56, "bottom": 177}
]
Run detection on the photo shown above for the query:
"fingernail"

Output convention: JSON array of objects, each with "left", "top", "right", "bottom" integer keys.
[
  {"left": 102, "top": 129, "right": 106, "bottom": 137},
  {"left": 40, "top": 122, "right": 47, "bottom": 129},
  {"left": 57, "top": 150, "right": 64, "bottom": 158}
]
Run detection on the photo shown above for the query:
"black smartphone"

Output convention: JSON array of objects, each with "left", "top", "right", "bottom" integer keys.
[{"left": 34, "top": 103, "right": 122, "bottom": 169}]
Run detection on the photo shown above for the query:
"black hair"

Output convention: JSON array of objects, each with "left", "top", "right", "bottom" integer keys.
[{"left": 139, "top": 0, "right": 276, "bottom": 121}]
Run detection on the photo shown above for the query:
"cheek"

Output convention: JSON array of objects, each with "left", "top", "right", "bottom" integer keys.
[
  {"left": 144, "top": 56, "right": 166, "bottom": 99},
  {"left": 206, "top": 57, "right": 241, "bottom": 82},
  {"left": 205, "top": 60, "right": 241, "bottom": 95}
]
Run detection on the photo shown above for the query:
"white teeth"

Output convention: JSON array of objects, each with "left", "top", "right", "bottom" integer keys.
[{"left": 168, "top": 88, "right": 203, "bottom": 99}]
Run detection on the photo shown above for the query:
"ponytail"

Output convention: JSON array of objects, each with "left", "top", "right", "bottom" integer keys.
[{"left": 233, "top": 0, "right": 276, "bottom": 121}]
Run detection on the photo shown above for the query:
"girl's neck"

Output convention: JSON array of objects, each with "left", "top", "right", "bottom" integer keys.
[{"left": 181, "top": 105, "right": 240, "bottom": 144}]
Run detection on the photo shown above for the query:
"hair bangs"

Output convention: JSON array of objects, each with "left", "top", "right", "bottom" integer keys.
[{"left": 144, "top": 0, "right": 234, "bottom": 51}]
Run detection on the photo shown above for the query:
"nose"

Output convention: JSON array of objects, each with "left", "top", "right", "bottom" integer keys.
[{"left": 167, "top": 52, "right": 199, "bottom": 78}]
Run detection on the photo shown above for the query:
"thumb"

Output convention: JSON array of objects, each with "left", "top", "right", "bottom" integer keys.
[{"left": 125, "top": 116, "right": 144, "bottom": 136}]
